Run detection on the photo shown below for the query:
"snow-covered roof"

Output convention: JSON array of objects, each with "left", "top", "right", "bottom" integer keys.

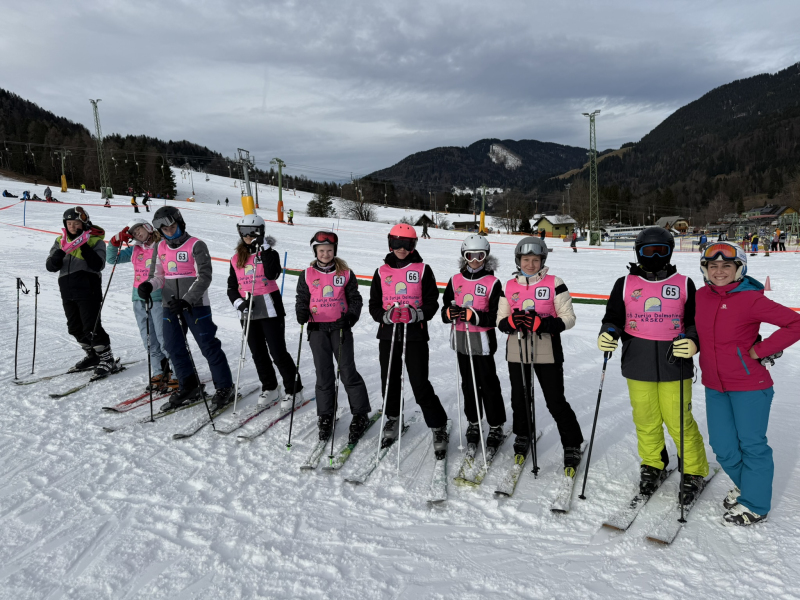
[
  {"left": 534, "top": 214, "right": 577, "bottom": 225},
  {"left": 655, "top": 216, "right": 686, "bottom": 228}
]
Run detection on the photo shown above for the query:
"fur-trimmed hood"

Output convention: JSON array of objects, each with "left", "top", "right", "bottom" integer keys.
[{"left": 458, "top": 254, "right": 499, "bottom": 273}]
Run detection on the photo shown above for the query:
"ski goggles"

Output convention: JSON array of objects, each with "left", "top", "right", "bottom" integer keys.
[
  {"left": 152, "top": 213, "right": 178, "bottom": 230},
  {"left": 701, "top": 242, "right": 739, "bottom": 261},
  {"left": 311, "top": 231, "right": 338, "bottom": 245},
  {"left": 516, "top": 243, "right": 544, "bottom": 256},
  {"left": 638, "top": 244, "right": 672, "bottom": 258},
  {"left": 389, "top": 236, "right": 417, "bottom": 251},
  {"left": 238, "top": 225, "right": 262, "bottom": 238},
  {"left": 65, "top": 206, "right": 90, "bottom": 224},
  {"left": 464, "top": 251, "right": 486, "bottom": 262}
]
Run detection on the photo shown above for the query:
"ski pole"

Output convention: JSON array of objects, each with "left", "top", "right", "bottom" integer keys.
[
  {"left": 280, "top": 251, "right": 288, "bottom": 296},
  {"left": 89, "top": 241, "right": 123, "bottom": 345},
  {"left": 285, "top": 323, "right": 305, "bottom": 449},
  {"left": 31, "top": 277, "right": 39, "bottom": 374},
  {"left": 329, "top": 321, "right": 345, "bottom": 463},
  {"left": 579, "top": 350, "right": 612, "bottom": 500},
  {"left": 15, "top": 278, "right": 29, "bottom": 380},
  {"left": 173, "top": 298, "right": 215, "bottom": 429},
  {"left": 517, "top": 327, "right": 536, "bottom": 474},
  {"left": 464, "top": 315, "right": 487, "bottom": 467},
  {"left": 233, "top": 278, "right": 257, "bottom": 415},
  {"left": 146, "top": 297, "right": 155, "bottom": 423},
  {"left": 528, "top": 328, "right": 539, "bottom": 477},
  {"left": 678, "top": 336, "right": 686, "bottom": 523},
  {"left": 450, "top": 302, "right": 464, "bottom": 452},
  {"left": 397, "top": 320, "right": 408, "bottom": 473},
  {"left": 375, "top": 303, "right": 399, "bottom": 465}
]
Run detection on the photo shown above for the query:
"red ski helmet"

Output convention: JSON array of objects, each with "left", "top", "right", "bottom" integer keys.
[{"left": 388, "top": 223, "right": 418, "bottom": 251}]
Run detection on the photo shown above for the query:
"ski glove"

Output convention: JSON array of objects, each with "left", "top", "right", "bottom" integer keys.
[
  {"left": 138, "top": 281, "right": 153, "bottom": 301},
  {"left": 672, "top": 337, "right": 697, "bottom": 359},
  {"left": 457, "top": 307, "right": 478, "bottom": 325},
  {"left": 110, "top": 227, "right": 131, "bottom": 248},
  {"left": 536, "top": 316, "right": 565, "bottom": 335},
  {"left": 234, "top": 293, "right": 252, "bottom": 314},
  {"left": 167, "top": 297, "right": 192, "bottom": 315},
  {"left": 597, "top": 332, "right": 618, "bottom": 352},
  {"left": 760, "top": 350, "right": 783, "bottom": 368},
  {"left": 509, "top": 310, "right": 539, "bottom": 331},
  {"left": 60, "top": 229, "right": 90, "bottom": 254}
]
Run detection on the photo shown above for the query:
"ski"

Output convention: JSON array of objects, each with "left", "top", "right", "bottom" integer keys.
[
  {"left": 300, "top": 439, "right": 331, "bottom": 470},
  {"left": 427, "top": 419, "right": 452, "bottom": 504},
  {"left": 15, "top": 360, "right": 138, "bottom": 386},
  {"left": 493, "top": 430, "right": 544, "bottom": 497},
  {"left": 453, "top": 431, "right": 509, "bottom": 487},
  {"left": 102, "top": 395, "right": 208, "bottom": 433},
  {"left": 645, "top": 466, "right": 720, "bottom": 545},
  {"left": 172, "top": 384, "right": 260, "bottom": 440},
  {"left": 322, "top": 410, "right": 383, "bottom": 471},
  {"left": 49, "top": 359, "right": 130, "bottom": 398},
  {"left": 213, "top": 398, "right": 280, "bottom": 435},
  {"left": 550, "top": 441, "right": 589, "bottom": 514},
  {"left": 345, "top": 413, "right": 422, "bottom": 485},
  {"left": 236, "top": 396, "right": 316, "bottom": 441},
  {"left": 602, "top": 469, "right": 675, "bottom": 531},
  {"left": 101, "top": 389, "right": 169, "bottom": 413}
]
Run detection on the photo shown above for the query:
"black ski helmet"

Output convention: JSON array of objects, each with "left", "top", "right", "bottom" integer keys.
[
  {"left": 152, "top": 206, "right": 186, "bottom": 235},
  {"left": 634, "top": 227, "right": 674, "bottom": 273},
  {"left": 62, "top": 206, "right": 91, "bottom": 230}
]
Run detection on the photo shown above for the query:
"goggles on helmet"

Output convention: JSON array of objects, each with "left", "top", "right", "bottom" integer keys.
[
  {"left": 701, "top": 243, "right": 740, "bottom": 262},
  {"left": 238, "top": 225, "right": 262, "bottom": 239},
  {"left": 638, "top": 244, "right": 672, "bottom": 258},
  {"left": 516, "top": 243, "right": 545, "bottom": 257},
  {"left": 311, "top": 231, "right": 338, "bottom": 245},
  {"left": 130, "top": 222, "right": 153, "bottom": 241},
  {"left": 464, "top": 251, "right": 486, "bottom": 262},
  {"left": 152, "top": 213, "right": 177, "bottom": 230},
  {"left": 389, "top": 236, "right": 417, "bottom": 251},
  {"left": 66, "top": 206, "right": 90, "bottom": 224}
]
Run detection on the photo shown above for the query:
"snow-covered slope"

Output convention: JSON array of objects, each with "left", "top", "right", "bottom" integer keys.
[{"left": 1, "top": 174, "right": 799, "bottom": 599}]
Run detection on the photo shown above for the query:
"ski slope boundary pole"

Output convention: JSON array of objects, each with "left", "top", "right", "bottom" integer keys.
[{"left": 280, "top": 251, "right": 288, "bottom": 295}]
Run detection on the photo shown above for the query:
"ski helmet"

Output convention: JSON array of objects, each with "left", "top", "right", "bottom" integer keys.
[
  {"left": 388, "top": 223, "right": 417, "bottom": 252},
  {"left": 237, "top": 214, "right": 266, "bottom": 246},
  {"left": 152, "top": 206, "right": 186, "bottom": 237},
  {"left": 63, "top": 206, "right": 90, "bottom": 230},
  {"left": 461, "top": 234, "right": 490, "bottom": 261},
  {"left": 514, "top": 236, "right": 548, "bottom": 269},
  {"left": 127, "top": 218, "right": 153, "bottom": 241},
  {"left": 634, "top": 227, "right": 674, "bottom": 273},
  {"left": 700, "top": 241, "right": 747, "bottom": 283},
  {"left": 310, "top": 230, "right": 338, "bottom": 256}
]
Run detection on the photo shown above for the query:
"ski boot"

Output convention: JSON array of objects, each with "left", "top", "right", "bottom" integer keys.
[
  {"left": 486, "top": 425, "right": 505, "bottom": 451},
  {"left": 563, "top": 446, "right": 582, "bottom": 478},
  {"left": 348, "top": 413, "right": 371, "bottom": 444},
  {"left": 639, "top": 465, "right": 666, "bottom": 496},
  {"left": 381, "top": 415, "right": 401, "bottom": 448},
  {"left": 148, "top": 358, "right": 172, "bottom": 392},
  {"left": 432, "top": 425, "right": 449, "bottom": 460},
  {"left": 209, "top": 387, "right": 235, "bottom": 413},
  {"left": 513, "top": 435, "right": 529, "bottom": 461},
  {"left": 465, "top": 422, "right": 480, "bottom": 446},
  {"left": 318, "top": 414, "right": 334, "bottom": 441},
  {"left": 71, "top": 347, "right": 99, "bottom": 372},
  {"left": 723, "top": 486, "right": 741, "bottom": 510},
  {"left": 281, "top": 389, "right": 303, "bottom": 412},
  {"left": 258, "top": 386, "right": 281, "bottom": 406},
  {"left": 723, "top": 503, "right": 767, "bottom": 526},
  {"left": 161, "top": 376, "right": 203, "bottom": 412},
  {"left": 92, "top": 347, "right": 118, "bottom": 379},
  {"left": 680, "top": 474, "right": 706, "bottom": 506}
]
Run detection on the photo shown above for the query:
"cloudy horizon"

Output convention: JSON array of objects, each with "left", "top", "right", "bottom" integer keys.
[{"left": 2, "top": 0, "right": 799, "bottom": 180}]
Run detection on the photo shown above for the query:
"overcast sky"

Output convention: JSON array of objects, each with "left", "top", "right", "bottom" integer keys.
[{"left": 2, "top": 0, "right": 800, "bottom": 180}]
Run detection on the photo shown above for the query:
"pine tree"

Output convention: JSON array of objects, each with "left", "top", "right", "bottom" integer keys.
[
  {"left": 519, "top": 216, "right": 532, "bottom": 233},
  {"left": 307, "top": 186, "right": 334, "bottom": 218}
]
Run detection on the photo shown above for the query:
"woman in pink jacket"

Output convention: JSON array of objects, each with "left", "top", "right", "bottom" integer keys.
[{"left": 697, "top": 242, "right": 800, "bottom": 525}]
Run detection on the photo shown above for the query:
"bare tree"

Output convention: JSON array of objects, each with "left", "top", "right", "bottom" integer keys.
[
  {"left": 702, "top": 192, "right": 732, "bottom": 226},
  {"left": 491, "top": 191, "right": 529, "bottom": 233},
  {"left": 337, "top": 189, "right": 377, "bottom": 222}
]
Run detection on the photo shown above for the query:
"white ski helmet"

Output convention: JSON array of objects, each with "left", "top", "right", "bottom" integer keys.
[
  {"left": 700, "top": 241, "right": 747, "bottom": 283},
  {"left": 237, "top": 214, "right": 266, "bottom": 245},
  {"left": 514, "top": 236, "right": 548, "bottom": 268},
  {"left": 461, "top": 234, "right": 490, "bottom": 259},
  {"left": 127, "top": 218, "right": 153, "bottom": 240}
]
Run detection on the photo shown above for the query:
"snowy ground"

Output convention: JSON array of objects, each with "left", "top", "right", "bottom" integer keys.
[{"left": 1, "top": 172, "right": 800, "bottom": 599}]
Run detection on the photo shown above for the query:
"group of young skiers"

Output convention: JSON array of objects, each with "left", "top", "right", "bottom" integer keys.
[{"left": 45, "top": 206, "right": 800, "bottom": 526}]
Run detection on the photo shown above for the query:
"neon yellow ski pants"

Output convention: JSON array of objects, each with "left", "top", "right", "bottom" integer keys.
[{"left": 626, "top": 379, "right": 709, "bottom": 477}]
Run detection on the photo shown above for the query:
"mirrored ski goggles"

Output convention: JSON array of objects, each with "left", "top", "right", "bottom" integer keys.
[
  {"left": 152, "top": 214, "right": 177, "bottom": 230},
  {"left": 464, "top": 251, "right": 486, "bottom": 262},
  {"left": 389, "top": 236, "right": 417, "bottom": 251},
  {"left": 516, "top": 243, "right": 543, "bottom": 256},
  {"left": 638, "top": 244, "right": 672, "bottom": 258},
  {"left": 701, "top": 243, "right": 739, "bottom": 261},
  {"left": 311, "top": 231, "right": 338, "bottom": 245},
  {"left": 238, "top": 225, "right": 262, "bottom": 238}
]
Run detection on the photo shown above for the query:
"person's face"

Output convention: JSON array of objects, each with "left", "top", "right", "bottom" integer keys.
[
  {"left": 66, "top": 220, "right": 82, "bottom": 235},
  {"left": 316, "top": 245, "right": 334, "bottom": 263},
  {"left": 520, "top": 255, "right": 541, "bottom": 273},
  {"left": 162, "top": 223, "right": 178, "bottom": 238},
  {"left": 466, "top": 255, "right": 485, "bottom": 270},
  {"left": 707, "top": 261, "right": 737, "bottom": 286},
  {"left": 393, "top": 247, "right": 410, "bottom": 260},
  {"left": 131, "top": 225, "right": 151, "bottom": 243}
]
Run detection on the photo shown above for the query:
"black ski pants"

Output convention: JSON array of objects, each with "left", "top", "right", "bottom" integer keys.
[
  {"left": 245, "top": 317, "right": 302, "bottom": 394},
  {"left": 508, "top": 361, "right": 583, "bottom": 448},
  {"left": 309, "top": 328, "right": 370, "bottom": 417},
  {"left": 62, "top": 288, "right": 110, "bottom": 349},
  {"left": 379, "top": 338, "right": 448, "bottom": 428},
  {"left": 457, "top": 352, "right": 506, "bottom": 427}
]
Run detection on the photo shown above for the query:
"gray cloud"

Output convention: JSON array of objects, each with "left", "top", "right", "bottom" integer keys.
[{"left": 3, "top": 0, "right": 799, "bottom": 179}]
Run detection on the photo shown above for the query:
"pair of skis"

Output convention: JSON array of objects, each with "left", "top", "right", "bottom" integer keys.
[
  {"left": 452, "top": 430, "right": 509, "bottom": 487},
  {"left": 300, "top": 410, "right": 383, "bottom": 471},
  {"left": 171, "top": 384, "right": 261, "bottom": 439}
]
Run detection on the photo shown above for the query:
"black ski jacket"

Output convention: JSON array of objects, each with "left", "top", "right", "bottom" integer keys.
[
  {"left": 226, "top": 241, "right": 286, "bottom": 320},
  {"left": 440, "top": 264, "right": 503, "bottom": 355}
]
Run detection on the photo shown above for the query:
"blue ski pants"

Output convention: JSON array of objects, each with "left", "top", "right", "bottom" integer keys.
[
  {"left": 163, "top": 306, "right": 233, "bottom": 390},
  {"left": 705, "top": 387, "right": 774, "bottom": 515}
]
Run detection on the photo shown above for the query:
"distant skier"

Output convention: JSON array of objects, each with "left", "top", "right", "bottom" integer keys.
[
  {"left": 217, "top": 200, "right": 220, "bottom": 206},
  {"left": 44, "top": 186, "right": 52, "bottom": 200},
  {"left": 697, "top": 242, "right": 800, "bottom": 525},
  {"left": 750, "top": 233, "right": 759, "bottom": 256},
  {"left": 104, "top": 197, "right": 111, "bottom": 208},
  {"left": 131, "top": 195, "right": 140, "bottom": 214},
  {"left": 570, "top": 230, "right": 577, "bottom": 253},
  {"left": 296, "top": 231, "right": 371, "bottom": 442},
  {"left": 421, "top": 220, "right": 430, "bottom": 239},
  {"left": 142, "top": 194, "right": 150, "bottom": 213},
  {"left": 81, "top": 184, "right": 86, "bottom": 194},
  {"left": 288, "top": 209, "right": 294, "bottom": 225},
  {"left": 779, "top": 230, "right": 786, "bottom": 251},
  {"left": 2, "top": 190, "right": 17, "bottom": 198},
  {"left": 598, "top": 227, "right": 709, "bottom": 504},
  {"left": 45, "top": 207, "right": 119, "bottom": 377},
  {"left": 225, "top": 198, "right": 229, "bottom": 207}
]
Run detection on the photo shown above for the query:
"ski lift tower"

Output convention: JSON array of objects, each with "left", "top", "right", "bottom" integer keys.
[
  {"left": 237, "top": 148, "right": 256, "bottom": 215},
  {"left": 271, "top": 157, "right": 286, "bottom": 222},
  {"left": 89, "top": 99, "right": 113, "bottom": 199},
  {"left": 583, "top": 110, "right": 601, "bottom": 245}
]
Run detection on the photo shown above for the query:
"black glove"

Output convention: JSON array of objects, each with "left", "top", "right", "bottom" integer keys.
[
  {"left": 457, "top": 306, "right": 478, "bottom": 325},
  {"left": 511, "top": 310, "right": 534, "bottom": 331},
  {"left": 236, "top": 293, "right": 252, "bottom": 314},
  {"left": 167, "top": 297, "right": 192, "bottom": 315},
  {"left": 536, "top": 316, "right": 564, "bottom": 335},
  {"left": 346, "top": 313, "right": 358, "bottom": 328},
  {"left": 52, "top": 248, "right": 66, "bottom": 260},
  {"left": 332, "top": 316, "right": 349, "bottom": 330},
  {"left": 138, "top": 281, "right": 153, "bottom": 301}
]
